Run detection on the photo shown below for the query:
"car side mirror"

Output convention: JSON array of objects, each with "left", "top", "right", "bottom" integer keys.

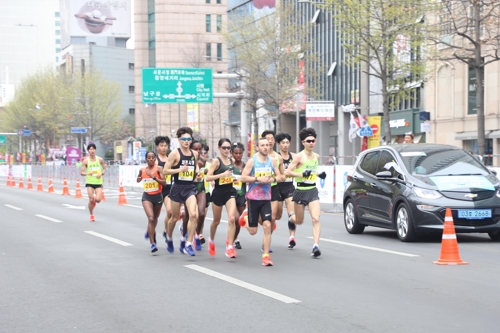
[
  {"left": 376, "top": 171, "right": 392, "bottom": 178},
  {"left": 490, "top": 169, "right": 497, "bottom": 176}
]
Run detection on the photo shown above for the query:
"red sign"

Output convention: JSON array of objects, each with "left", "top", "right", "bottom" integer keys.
[{"left": 370, "top": 124, "right": 379, "bottom": 134}]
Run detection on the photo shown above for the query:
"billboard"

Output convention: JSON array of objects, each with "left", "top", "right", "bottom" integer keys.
[{"left": 68, "top": 0, "right": 131, "bottom": 38}]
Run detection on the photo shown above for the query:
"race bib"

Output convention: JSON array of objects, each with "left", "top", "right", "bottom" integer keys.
[
  {"left": 255, "top": 166, "right": 272, "bottom": 178},
  {"left": 303, "top": 173, "right": 317, "bottom": 184},
  {"left": 165, "top": 174, "right": 171, "bottom": 184},
  {"left": 220, "top": 176, "right": 234, "bottom": 185},
  {"left": 233, "top": 179, "right": 242, "bottom": 191},
  {"left": 89, "top": 166, "right": 101, "bottom": 175},
  {"left": 143, "top": 178, "right": 159, "bottom": 192},
  {"left": 178, "top": 166, "right": 195, "bottom": 181},
  {"left": 285, "top": 176, "right": 294, "bottom": 183}
]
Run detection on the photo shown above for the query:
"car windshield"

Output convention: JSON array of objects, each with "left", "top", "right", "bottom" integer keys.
[{"left": 399, "top": 148, "right": 489, "bottom": 176}]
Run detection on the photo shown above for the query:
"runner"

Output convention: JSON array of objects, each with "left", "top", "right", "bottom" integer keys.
[
  {"left": 231, "top": 142, "right": 246, "bottom": 249},
  {"left": 205, "top": 138, "right": 238, "bottom": 258},
  {"left": 137, "top": 151, "right": 167, "bottom": 253},
  {"left": 80, "top": 143, "right": 106, "bottom": 222},
  {"left": 240, "top": 137, "right": 281, "bottom": 266},
  {"left": 154, "top": 136, "right": 173, "bottom": 244},
  {"left": 200, "top": 143, "right": 211, "bottom": 244},
  {"left": 276, "top": 132, "right": 297, "bottom": 248},
  {"left": 285, "top": 128, "right": 327, "bottom": 258},
  {"left": 179, "top": 140, "right": 207, "bottom": 251},
  {"left": 163, "top": 127, "right": 202, "bottom": 256},
  {"left": 262, "top": 130, "right": 285, "bottom": 251}
]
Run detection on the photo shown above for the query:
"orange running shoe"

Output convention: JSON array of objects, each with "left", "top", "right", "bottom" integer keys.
[
  {"left": 262, "top": 255, "right": 273, "bottom": 266},
  {"left": 238, "top": 209, "right": 248, "bottom": 227},
  {"left": 273, "top": 221, "right": 277, "bottom": 231},
  {"left": 225, "top": 247, "right": 237, "bottom": 258},
  {"left": 90, "top": 215, "right": 95, "bottom": 222},
  {"left": 208, "top": 242, "right": 216, "bottom": 256}
]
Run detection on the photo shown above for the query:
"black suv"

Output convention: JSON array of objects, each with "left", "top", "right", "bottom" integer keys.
[{"left": 343, "top": 144, "right": 500, "bottom": 242}]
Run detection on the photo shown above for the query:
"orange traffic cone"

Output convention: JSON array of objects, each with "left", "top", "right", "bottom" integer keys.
[
  {"left": 62, "top": 178, "right": 70, "bottom": 195},
  {"left": 11, "top": 176, "right": 16, "bottom": 187},
  {"left": 75, "top": 179, "right": 83, "bottom": 198},
  {"left": 6, "top": 175, "right": 11, "bottom": 186},
  {"left": 18, "top": 176, "right": 24, "bottom": 189},
  {"left": 27, "top": 176, "right": 33, "bottom": 190},
  {"left": 101, "top": 188, "right": 107, "bottom": 201},
  {"left": 117, "top": 182, "right": 128, "bottom": 205},
  {"left": 37, "top": 177, "right": 44, "bottom": 191},
  {"left": 433, "top": 208, "right": 469, "bottom": 265},
  {"left": 47, "top": 178, "right": 54, "bottom": 193}
]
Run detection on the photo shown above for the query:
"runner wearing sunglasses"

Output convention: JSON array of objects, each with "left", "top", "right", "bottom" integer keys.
[
  {"left": 163, "top": 127, "right": 202, "bottom": 256},
  {"left": 285, "top": 128, "right": 326, "bottom": 258},
  {"left": 154, "top": 136, "right": 174, "bottom": 247}
]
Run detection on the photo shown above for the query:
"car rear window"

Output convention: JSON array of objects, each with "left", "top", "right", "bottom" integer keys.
[{"left": 399, "top": 148, "right": 489, "bottom": 176}]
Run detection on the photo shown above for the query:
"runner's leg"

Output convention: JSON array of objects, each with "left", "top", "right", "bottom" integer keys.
[
  {"left": 168, "top": 201, "right": 182, "bottom": 238},
  {"left": 290, "top": 202, "right": 305, "bottom": 225},
  {"left": 142, "top": 200, "right": 156, "bottom": 244},
  {"left": 94, "top": 187, "right": 103, "bottom": 203},
  {"left": 196, "top": 191, "right": 206, "bottom": 236},
  {"left": 284, "top": 197, "right": 296, "bottom": 237},
  {"left": 86, "top": 187, "right": 95, "bottom": 215},
  {"left": 184, "top": 195, "right": 198, "bottom": 244},
  {"left": 271, "top": 200, "right": 280, "bottom": 232},
  {"left": 210, "top": 204, "right": 223, "bottom": 240},
  {"left": 225, "top": 198, "right": 237, "bottom": 246},
  {"left": 262, "top": 219, "right": 272, "bottom": 254},
  {"left": 308, "top": 200, "right": 321, "bottom": 245},
  {"left": 163, "top": 196, "right": 172, "bottom": 235}
]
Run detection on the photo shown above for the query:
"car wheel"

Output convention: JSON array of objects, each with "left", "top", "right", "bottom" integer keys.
[
  {"left": 344, "top": 199, "right": 365, "bottom": 234},
  {"left": 395, "top": 203, "right": 417, "bottom": 242},
  {"left": 488, "top": 231, "right": 500, "bottom": 241}
]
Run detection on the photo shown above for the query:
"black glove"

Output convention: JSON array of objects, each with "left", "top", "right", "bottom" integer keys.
[
  {"left": 318, "top": 171, "right": 327, "bottom": 179},
  {"left": 302, "top": 170, "right": 312, "bottom": 178}
]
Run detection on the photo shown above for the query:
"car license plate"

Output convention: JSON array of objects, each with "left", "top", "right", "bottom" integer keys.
[{"left": 457, "top": 209, "right": 492, "bottom": 219}]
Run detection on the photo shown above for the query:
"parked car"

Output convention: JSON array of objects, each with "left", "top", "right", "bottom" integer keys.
[{"left": 343, "top": 143, "right": 500, "bottom": 242}]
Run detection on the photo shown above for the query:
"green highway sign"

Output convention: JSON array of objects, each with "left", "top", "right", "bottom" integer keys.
[
  {"left": 142, "top": 68, "right": 213, "bottom": 104},
  {"left": 0, "top": 135, "right": 6, "bottom": 144}
]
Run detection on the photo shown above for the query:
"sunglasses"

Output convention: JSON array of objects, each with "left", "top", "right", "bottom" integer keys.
[
  {"left": 304, "top": 139, "right": 316, "bottom": 144},
  {"left": 180, "top": 137, "right": 192, "bottom": 141},
  {"left": 221, "top": 146, "right": 231, "bottom": 150}
]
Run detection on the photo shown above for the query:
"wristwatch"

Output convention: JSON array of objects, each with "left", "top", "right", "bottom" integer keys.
[
  {"left": 153, "top": 176, "right": 157, "bottom": 181},
  {"left": 254, "top": 176, "right": 258, "bottom": 182}
]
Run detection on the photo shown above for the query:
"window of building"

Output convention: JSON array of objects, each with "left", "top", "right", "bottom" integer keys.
[
  {"left": 129, "top": 86, "right": 135, "bottom": 93},
  {"left": 55, "top": 30, "right": 60, "bottom": 35},
  {"left": 206, "top": 0, "right": 210, "bottom": 3},
  {"left": 217, "top": 43, "right": 222, "bottom": 61},
  {"left": 55, "top": 12, "right": 60, "bottom": 18},
  {"left": 129, "top": 108, "right": 135, "bottom": 115},
  {"left": 56, "top": 48, "right": 61, "bottom": 53},
  {"left": 55, "top": 21, "right": 60, "bottom": 27},
  {"left": 56, "top": 56, "right": 59, "bottom": 62},
  {"left": 217, "top": 15, "right": 222, "bottom": 32},
  {"left": 129, "top": 63, "right": 134, "bottom": 69},
  {"left": 217, "top": 0, "right": 221, "bottom": 3},
  {"left": 206, "top": 14, "right": 211, "bottom": 32},
  {"left": 56, "top": 39, "right": 60, "bottom": 44},
  {"left": 206, "top": 43, "right": 212, "bottom": 60}
]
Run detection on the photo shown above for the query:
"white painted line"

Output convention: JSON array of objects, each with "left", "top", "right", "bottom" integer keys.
[
  {"left": 185, "top": 264, "right": 301, "bottom": 304},
  {"left": 205, "top": 217, "right": 228, "bottom": 224},
  {"left": 4, "top": 204, "right": 22, "bottom": 211},
  {"left": 310, "top": 237, "right": 420, "bottom": 257},
  {"left": 35, "top": 214, "right": 62, "bottom": 223},
  {"left": 123, "top": 204, "right": 143, "bottom": 208},
  {"left": 85, "top": 231, "right": 133, "bottom": 246}
]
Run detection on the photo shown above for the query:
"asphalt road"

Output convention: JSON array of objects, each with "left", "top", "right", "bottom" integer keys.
[{"left": 1, "top": 182, "right": 500, "bottom": 333}]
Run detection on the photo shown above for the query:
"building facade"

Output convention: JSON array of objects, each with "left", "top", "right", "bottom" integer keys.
[{"left": 134, "top": 0, "right": 228, "bottom": 154}]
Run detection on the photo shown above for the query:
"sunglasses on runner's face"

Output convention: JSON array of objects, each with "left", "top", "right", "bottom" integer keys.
[
  {"left": 304, "top": 139, "right": 316, "bottom": 144},
  {"left": 221, "top": 146, "right": 231, "bottom": 150},
  {"left": 180, "top": 137, "right": 192, "bottom": 141}
]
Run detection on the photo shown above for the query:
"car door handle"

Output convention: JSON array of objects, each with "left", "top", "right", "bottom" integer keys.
[{"left": 370, "top": 182, "right": 379, "bottom": 188}]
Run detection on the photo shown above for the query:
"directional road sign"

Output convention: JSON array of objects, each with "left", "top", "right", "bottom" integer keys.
[
  {"left": 71, "top": 127, "right": 88, "bottom": 134},
  {"left": 23, "top": 129, "right": 31, "bottom": 137},
  {"left": 142, "top": 68, "right": 213, "bottom": 104},
  {"left": 0, "top": 135, "right": 6, "bottom": 144},
  {"left": 359, "top": 126, "right": 373, "bottom": 137}
]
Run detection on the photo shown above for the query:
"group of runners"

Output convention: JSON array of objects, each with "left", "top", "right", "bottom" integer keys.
[{"left": 81, "top": 126, "right": 326, "bottom": 266}]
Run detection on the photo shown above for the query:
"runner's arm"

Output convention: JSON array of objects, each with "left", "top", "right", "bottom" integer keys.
[
  {"left": 272, "top": 158, "right": 282, "bottom": 183},
  {"left": 205, "top": 158, "right": 224, "bottom": 181},
  {"left": 99, "top": 157, "right": 106, "bottom": 178},
  {"left": 163, "top": 151, "right": 184, "bottom": 175},
  {"left": 277, "top": 155, "right": 285, "bottom": 182},
  {"left": 80, "top": 159, "right": 88, "bottom": 176},
  {"left": 154, "top": 166, "right": 167, "bottom": 186},
  {"left": 136, "top": 168, "right": 144, "bottom": 183},
  {"left": 240, "top": 158, "right": 255, "bottom": 183},
  {"left": 285, "top": 153, "right": 303, "bottom": 178}
]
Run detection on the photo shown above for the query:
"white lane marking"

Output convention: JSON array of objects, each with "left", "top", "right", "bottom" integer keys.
[
  {"left": 123, "top": 204, "right": 143, "bottom": 208},
  {"left": 84, "top": 231, "right": 133, "bottom": 246},
  {"left": 62, "top": 204, "right": 85, "bottom": 209},
  {"left": 35, "top": 214, "right": 62, "bottom": 223},
  {"left": 205, "top": 217, "right": 228, "bottom": 224},
  {"left": 185, "top": 264, "right": 301, "bottom": 304},
  {"left": 309, "top": 237, "right": 420, "bottom": 257},
  {"left": 4, "top": 204, "right": 22, "bottom": 211}
]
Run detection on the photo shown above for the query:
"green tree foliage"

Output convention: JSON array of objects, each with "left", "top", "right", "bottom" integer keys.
[
  {"left": 426, "top": 0, "right": 500, "bottom": 156},
  {"left": 323, "top": 0, "right": 428, "bottom": 143}
]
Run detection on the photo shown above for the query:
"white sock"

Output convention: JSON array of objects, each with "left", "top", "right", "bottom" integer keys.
[
  {"left": 227, "top": 245, "right": 233, "bottom": 250},
  {"left": 313, "top": 243, "right": 319, "bottom": 249},
  {"left": 209, "top": 237, "right": 214, "bottom": 243},
  {"left": 186, "top": 241, "right": 192, "bottom": 247},
  {"left": 181, "top": 235, "right": 186, "bottom": 241},
  {"left": 166, "top": 236, "right": 172, "bottom": 241}
]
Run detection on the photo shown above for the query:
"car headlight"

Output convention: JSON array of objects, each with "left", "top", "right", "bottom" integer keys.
[{"left": 413, "top": 187, "right": 442, "bottom": 199}]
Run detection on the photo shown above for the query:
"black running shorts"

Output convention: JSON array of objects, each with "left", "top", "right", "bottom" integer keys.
[
  {"left": 247, "top": 199, "right": 272, "bottom": 227},
  {"left": 271, "top": 185, "right": 281, "bottom": 202},
  {"left": 162, "top": 185, "right": 171, "bottom": 198},
  {"left": 85, "top": 183, "right": 103, "bottom": 189},
  {"left": 292, "top": 187, "right": 319, "bottom": 206},
  {"left": 205, "top": 192, "right": 211, "bottom": 208},
  {"left": 142, "top": 192, "right": 163, "bottom": 206},
  {"left": 211, "top": 187, "right": 237, "bottom": 207},
  {"left": 169, "top": 184, "right": 196, "bottom": 204},
  {"left": 277, "top": 182, "right": 295, "bottom": 201},
  {"left": 235, "top": 194, "right": 246, "bottom": 208}
]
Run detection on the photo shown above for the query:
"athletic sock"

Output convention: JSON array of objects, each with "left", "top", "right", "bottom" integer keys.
[
  {"left": 227, "top": 245, "right": 233, "bottom": 250},
  {"left": 186, "top": 241, "right": 193, "bottom": 247}
]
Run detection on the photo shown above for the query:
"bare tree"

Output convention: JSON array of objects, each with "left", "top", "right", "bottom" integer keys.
[
  {"left": 426, "top": 0, "right": 500, "bottom": 155},
  {"left": 182, "top": 34, "right": 210, "bottom": 68}
]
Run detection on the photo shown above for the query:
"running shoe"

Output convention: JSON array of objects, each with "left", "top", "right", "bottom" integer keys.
[
  {"left": 234, "top": 240, "right": 242, "bottom": 249},
  {"left": 288, "top": 237, "right": 296, "bottom": 249},
  {"left": 225, "top": 247, "right": 237, "bottom": 258},
  {"left": 179, "top": 239, "right": 186, "bottom": 253},
  {"left": 262, "top": 255, "right": 273, "bottom": 266},
  {"left": 166, "top": 239, "right": 174, "bottom": 253},
  {"left": 311, "top": 245, "right": 321, "bottom": 258},
  {"left": 261, "top": 245, "right": 273, "bottom": 253},
  {"left": 183, "top": 244, "right": 196, "bottom": 256},
  {"left": 208, "top": 242, "right": 216, "bottom": 256},
  {"left": 199, "top": 235, "right": 205, "bottom": 244},
  {"left": 195, "top": 238, "right": 202, "bottom": 251},
  {"left": 90, "top": 215, "right": 95, "bottom": 222},
  {"left": 163, "top": 231, "right": 167, "bottom": 240},
  {"left": 151, "top": 243, "right": 158, "bottom": 253},
  {"left": 238, "top": 210, "right": 247, "bottom": 227}
]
